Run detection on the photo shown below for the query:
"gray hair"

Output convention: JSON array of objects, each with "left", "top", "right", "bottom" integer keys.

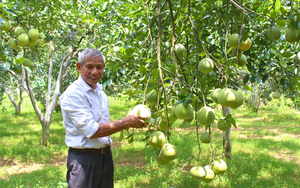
[{"left": 78, "top": 48, "right": 105, "bottom": 65}]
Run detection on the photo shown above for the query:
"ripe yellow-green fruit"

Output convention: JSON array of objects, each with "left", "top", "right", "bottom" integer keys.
[
  {"left": 156, "top": 116, "right": 169, "bottom": 131},
  {"left": 174, "top": 103, "right": 194, "bottom": 120},
  {"left": 185, "top": 112, "right": 194, "bottom": 123},
  {"left": 285, "top": 29, "right": 300, "bottom": 43},
  {"left": 14, "top": 26, "right": 25, "bottom": 37},
  {"left": 231, "top": 48, "right": 242, "bottom": 59},
  {"left": 217, "top": 120, "right": 230, "bottom": 130},
  {"left": 161, "top": 106, "right": 177, "bottom": 123},
  {"left": 123, "top": 88, "right": 136, "bottom": 95},
  {"left": 8, "top": 38, "right": 18, "bottom": 49},
  {"left": 28, "top": 28, "right": 39, "bottom": 40},
  {"left": 267, "top": 95, "right": 272, "bottom": 102},
  {"left": 175, "top": 44, "right": 187, "bottom": 58},
  {"left": 230, "top": 90, "right": 244, "bottom": 109},
  {"left": 267, "top": 26, "right": 281, "bottom": 41},
  {"left": 129, "top": 104, "right": 151, "bottom": 122},
  {"left": 218, "top": 88, "right": 236, "bottom": 107},
  {"left": 210, "top": 88, "right": 222, "bottom": 104},
  {"left": 200, "top": 132, "right": 210, "bottom": 143},
  {"left": 23, "top": 58, "right": 32, "bottom": 67},
  {"left": 149, "top": 131, "right": 166, "bottom": 148},
  {"left": 272, "top": 91, "right": 281, "bottom": 99},
  {"left": 155, "top": 152, "right": 170, "bottom": 165},
  {"left": 190, "top": 166, "right": 206, "bottom": 180},
  {"left": 202, "top": 165, "right": 215, "bottom": 183},
  {"left": 197, "top": 106, "right": 215, "bottom": 125},
  {"left": 239, "top": 38, "right": 252, "bottom": 51},
  {"left": 237, "top": 54, "right": 247, "bottom": 67},
  {"left": 228, "top": 33, "right": 239, "bottom": 47},
  {"left": 18, "top": 34, "right": 30, "bottom": 47},
  {"left": 29, "top": 39, "right": 39, "bottom": 46},
  {"left": 145, "top": 90, "right": 158, "bottom": 103},
  {"left": 160, "top": 143, "right": 178, "bottom": 161},
  {"left": 0, "top": 20, "right": 11, "bottom": 32},
  {"left": 211, "top": 159, "right": 227, "bottom": 174},
  {"left": 198, "top": 58, "right": 214, "bottom": 74}
]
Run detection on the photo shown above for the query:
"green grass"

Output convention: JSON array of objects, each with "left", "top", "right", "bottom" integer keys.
[{"left": 0, "top": 95, "right": 300, "bottom": 188}]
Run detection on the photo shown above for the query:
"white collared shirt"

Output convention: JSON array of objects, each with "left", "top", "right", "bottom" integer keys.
[{"left": 60, "top": 76, "right": 112, "bottom": 148}]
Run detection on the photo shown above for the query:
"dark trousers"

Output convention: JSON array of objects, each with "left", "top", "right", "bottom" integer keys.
[{"left": 66, "top": 148, "right": 114, "bottom": 188}]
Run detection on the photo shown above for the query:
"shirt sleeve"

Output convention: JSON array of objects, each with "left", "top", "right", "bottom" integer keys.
[{"left": 61, "top": 92, "right": 99, "bottom": 138}]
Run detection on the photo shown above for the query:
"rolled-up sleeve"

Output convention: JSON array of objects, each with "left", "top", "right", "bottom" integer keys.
[{"left": 61, "top": 93, "right": 99, "bottom": 138}]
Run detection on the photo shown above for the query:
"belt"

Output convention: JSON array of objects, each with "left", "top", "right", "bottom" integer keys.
[{"left": 70, "top": 145, "right": 111, "bottom": 154}]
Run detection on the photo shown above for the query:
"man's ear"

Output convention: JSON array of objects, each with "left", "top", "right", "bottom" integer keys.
[{"left": 76, "top": 62, "right": 82, "bottom": 73}]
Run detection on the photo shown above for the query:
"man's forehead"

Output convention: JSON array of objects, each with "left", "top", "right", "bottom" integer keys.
[{"left": 84, "top": 56, "right": 105, "bottom": 65}]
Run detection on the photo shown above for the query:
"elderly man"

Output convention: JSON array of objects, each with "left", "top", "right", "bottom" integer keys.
[{"left": 60, "top": 48, "right": 147, "bottom": 188}]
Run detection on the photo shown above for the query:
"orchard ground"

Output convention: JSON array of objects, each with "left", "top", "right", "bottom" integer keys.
[{"left": 0, "top": 95, "right": 299, "bottom": 188}]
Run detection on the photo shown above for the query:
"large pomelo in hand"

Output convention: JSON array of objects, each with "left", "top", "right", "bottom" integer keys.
[
  {"left": 149, "top": 131, "right": 166, "bottom": 148},
  {"left": 160, "top": 143, "right": 178, "bottom": 161},
  {"left": 161, "top": 106, "right": 177, "bottom": 123},
  {"left": 18, "top": 34, "right": 30, "bottom": 47},
  {"left": 198, "top": 58, "right": 214, "bottom": 74},
  {"left": 202, "top": 165, "right": 215, "bottom": 183},
  {"left": 175, "top": 44, "right": 187, "bottom": 58},
  {"left": 218, "top": 88, "right": 236, "bottom": 107},
  {"left": 155, "top": 152, "right": 169, "bottom": 165},
  {"left": 129, "top": 104, "right": 151, "bottom": 122},
  {"left": 211, "top": 159, "right": 227, "bottom": 174},
  {"left": 174, "top": 103, "right": 193, "bottom": 120},
  {"left": 190, "top": 165, "right": 206, "bottom": 180},
  {"left": 197, "top": 106, "right": 215, "bottom": 125}
]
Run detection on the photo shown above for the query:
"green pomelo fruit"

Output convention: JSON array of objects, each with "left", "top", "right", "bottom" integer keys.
[
  {"left": 14, "top": 26, "right": 25, "bottom": 37},
  {"left": 175, "top": 44, "right": 187, "bottom": 58},
  {"left": 285, "top": 29, "right": 300, "bottom": 43},
  {"left": 145, "top": 90, "right": 158, "bottom": 103},
  {"left": 239, "top": 38, "right": 252, "bottom": 51},
  {"left": 123, "top": 88, "right": 135, "bottom": 95},
  {"left": 129, "top": 104, "right": 151, "bottom": 122},
  {"left": 8, "top": 38, "right": 18, "bottom": 49},
  {"left": 231, "top": 48, "right": 242, "bottom": 59},
  {"left": 237, "top": 54, "right": 247, "bottom": 67},
  {"left": 174, "top": 103, "right": 194, "bottom": 120},
  {"left": 198, "top": 58, "right": 214, "bottom": 74},
  {"left": 190, "top": 166, "right": 206, "bottom": 180},
  {"left": 230, "top": 90, "right": 244, "bottom": 109},
  {"left": 272, "top": 91, "right": 281, "bottom": 99},
  {"left": 28, "top": 28, "right": 39, "bottom": 40},
  {"left": 200, "top": 132, "right": 210, "bottom": 143},
  {"left": 217, "top": 120, "right": 230, "bottom": 130},
  {"left": 149, "top": 131, "right": 166, "bottom": 148},
  {"left": 267, "top": 95, "right": 272, "bottom": 101},
  {"left": 218, "top": 89, "right": 236, "bottom": 107},
  {"left": 29, "top": 39, "right": 39, "bottom": 46},
  {"left": 0, "top": 20, "right": 11, "bottom": 32},
  {"left": 23, "top": 59, "right": 32, "bottom": 67},
  {"left": 197, "top": 106, "right": 215, "bottom": 125},
  {"left": 18, "top": 34, "right": 30, "bottom": 47},
  {"left": 202, "top": 165, "right": 215, "bottom": 183},
  {"left": 210, "top": 88, "right": 222, "bottom": 104},
  {"left": 211, "top": 159, "right": 227, "bottom": 174},
  {"left": 156, "top": 116, "right": 169, "bottom": 131},
  {"left": 155, "top": 152, "right": 169, "bottom": 165},
  {"left": 185, "top": 112, "right": 194, "bottom": 123},
  {"left": 228, "top": 33, "right": 239, "bottom": 47},
  {"left": 267, "top": 26, "right": 281, "bottom": 41},
  {"left": 161, "top": 106, "right": 177, "bottom": 123},
  {"left": 160, "top": 143, "right": 178, "bottom": 161}
]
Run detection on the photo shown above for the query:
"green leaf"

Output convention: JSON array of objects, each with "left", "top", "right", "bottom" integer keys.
[
  {"left": 244, "top": 86, "right": 253, "bottom": 91},
  {"left": 281, "top": 51, "right": 294, "bottom": 58},
  {"left": 230, "top": 116, "right": 237, "bottom": 128},
  {"left": 16, "top": 51, "right": 24, "bottom": 59},
  {"left": 275, "top": 20, "right": 285, "bottom": 26}
]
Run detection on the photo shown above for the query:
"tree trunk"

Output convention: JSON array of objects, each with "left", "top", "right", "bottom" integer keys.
[
  {"left": 222, "top": 106, "right": 232, "bottom": 159},
  {"left": 41, "top": 120, "right": 51, "bottom": 146}
]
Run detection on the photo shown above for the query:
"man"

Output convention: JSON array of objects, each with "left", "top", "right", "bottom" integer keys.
[{"left": 60, "top": 48, "right": 147, "bottom": 188}]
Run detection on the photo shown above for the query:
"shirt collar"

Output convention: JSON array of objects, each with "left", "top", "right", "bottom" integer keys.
[{"left": 78, "top": 76, "right": 103, "bottom": 93}]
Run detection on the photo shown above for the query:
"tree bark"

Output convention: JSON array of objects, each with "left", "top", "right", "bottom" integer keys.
[{"left": 222, "top": 106, "right": 232, "bottom": 159}]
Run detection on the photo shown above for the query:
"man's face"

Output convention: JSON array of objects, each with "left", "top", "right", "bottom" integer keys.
[{"left": 76, "top": 56, "right": 105, "bottom": 89}]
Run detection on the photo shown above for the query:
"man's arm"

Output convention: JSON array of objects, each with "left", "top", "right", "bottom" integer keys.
[{"left": 89, "top": 115, "right": 148, "bottom": 139}]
